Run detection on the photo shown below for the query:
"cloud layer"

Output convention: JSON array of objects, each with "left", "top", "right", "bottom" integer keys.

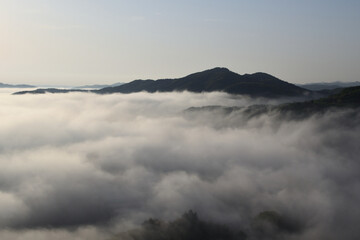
[{"left": 0, "top": 91, "right": 359, "bottom": 239}]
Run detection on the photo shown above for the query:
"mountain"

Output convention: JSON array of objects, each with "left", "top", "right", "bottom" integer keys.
[
  {"left": 73, "top": 82, "right": 124, "bottom": 89},
  {"left": 13, "top": 68, "right": 311, "bottom": 98},
  {"left": 0, "top": 82, "right": 35, "bottom": 88},
  {"left": 13, "top": 88, "right": 91, "bottom": 95},
  {"left": 185, "top": 86, "right": 360, "bottom": 120},
  {"left": 297, "top": 81, "right": 360, "bottom": 91},
  {"left": 278, "top": 86, "right": 360, "bottom": 113},
  {"left": 97, "top": 68, "right": 310, "bottom": 98}
]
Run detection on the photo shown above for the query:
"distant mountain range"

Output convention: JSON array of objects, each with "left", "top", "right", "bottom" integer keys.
[
  {"left": 0, "top": 82, "right": 124, "bottom": 90},
  {"left": 297, "top": 81, "right": 360, "bottom": 91},
  {"left": 97, "top": 68, "right": 310, "bottom": 98},
  {"left": 72, "top": 82, "right": 124, "bottom": 89},
  {"left": 14, "top": 88, "right": 91, "bottom": 94},
  {"left": 0, "top": 82, "right": 35, "bottom": 88},
  {"left": 14, "top": 68, "right": 311, "bottom": 98}
]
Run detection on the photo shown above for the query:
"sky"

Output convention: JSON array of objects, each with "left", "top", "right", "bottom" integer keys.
[{"left": 1, "top": 0, "right": 360, "bottom": 85}]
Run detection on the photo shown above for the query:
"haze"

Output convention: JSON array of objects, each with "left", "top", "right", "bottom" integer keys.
[{"left": 1, "top": 1, "right": 360, "bottom": 240}]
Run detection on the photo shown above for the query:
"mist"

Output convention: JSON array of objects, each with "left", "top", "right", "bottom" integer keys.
[{"left": 0, "top": 91, "right": 359, "bottom": 240}]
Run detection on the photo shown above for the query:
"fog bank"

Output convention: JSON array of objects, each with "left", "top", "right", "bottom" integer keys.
[{"left": 0, "top": 91, "right": 359, "bottom": 240}]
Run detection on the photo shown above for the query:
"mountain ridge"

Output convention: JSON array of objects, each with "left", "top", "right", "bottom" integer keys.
[
  {"left": 185, "top": 86, "right": 360, "bottom": 121},
  {"left": 97, "top": 67, "right": 310, "bottom": 98},
  {"left": 297, "top": 81, "right": 360, "bottom": 91},
  {"left": 13, "top": 67, "right": 311, "bottom": 98},
  {"left": 0, "top": 82, "right": 35, "bottom": 88}
]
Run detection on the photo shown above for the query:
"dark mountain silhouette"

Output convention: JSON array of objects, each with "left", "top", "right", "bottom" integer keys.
[
  {"left": 97, "top": 67, "right": 310, "bottom": 98},
  {"left": 297, "top": 81, "right": 360, "bottom": 91},
  {"left": 73, "top": 82, "right": 124, "bottom": 89},
  {"left": 185, "top": 86, "right": 360, "bottom": 120},
  {"left": 0, "top": 82, "right": 35, "bottom": 88},
  {"left": 277, "top": 86, "right": 360, "bottom": 114},
  {"left": 14, "top": 68, "right": 311, "bottom": 98},
  {"left": 13, "top": 88, "right": 90, "bottom": 95}
]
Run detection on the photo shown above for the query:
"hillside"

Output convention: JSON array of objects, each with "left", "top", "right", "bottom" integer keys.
[
  {"left": 97, "top": 67, "right": 310, "bottom": 98},
  {"left": 12, "top": 68, "right": 312, "bottom": 98},
  {"left": 278, "top": 86, "right": 360, "bottom": 113},
  {"left": 185, "top": 86, "right": 360, "bottom": 121},
  {"left": 298, "top": 81, "right": 360, "bottom": 91}
]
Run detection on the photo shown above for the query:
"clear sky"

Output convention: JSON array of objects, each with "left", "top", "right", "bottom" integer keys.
[{"left": 1, "top": 0, "right": 360, "bottom": 85}]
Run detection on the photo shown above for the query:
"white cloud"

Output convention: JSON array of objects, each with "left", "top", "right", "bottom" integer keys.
[{"left": 0, "top": 91, "right": 359, "bottom": 239}]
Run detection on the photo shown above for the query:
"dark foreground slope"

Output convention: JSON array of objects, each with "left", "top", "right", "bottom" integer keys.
[
  {"left": 14, "top": 68, "right": 310, "bottom": 98},
  {"left": 98, "top": 67, "right": 309, "bottom": 98},
  {"left": 278, "top": 86, "right": 360, "bottom": 113},
  {"left": 185, "top": 86, "right": 360, "bottom": 121}
]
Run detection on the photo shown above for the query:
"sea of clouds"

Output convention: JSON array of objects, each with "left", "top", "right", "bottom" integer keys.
[{"left": 0, "top": 90, "right": 359, "bottom": 240}]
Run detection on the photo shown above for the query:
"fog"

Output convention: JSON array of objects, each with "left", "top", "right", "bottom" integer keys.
[{"left": 0, "top": 91, "right": 359, "bottom": 240}]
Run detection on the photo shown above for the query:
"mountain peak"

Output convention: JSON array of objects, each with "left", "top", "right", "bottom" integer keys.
[
  {"left": 208, "top": 67, "right": 230, "bottom": 72},
  {"left": 97, "top": 68, "right": 310, "bottom": 98},
  {"left": 14, "top": 68, "right": 311, "bottom": 98}
]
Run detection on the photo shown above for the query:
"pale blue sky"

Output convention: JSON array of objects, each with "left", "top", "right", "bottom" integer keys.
[{"left": 1, "top": 0, "right": 359, "bottom": 85}]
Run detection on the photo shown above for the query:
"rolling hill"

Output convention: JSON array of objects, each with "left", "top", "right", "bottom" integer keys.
[
  {"left": 185, "top": 86, "right": 360, "bottom": 120},
  {"left": 97, "top": 67, "right": 310, "bottom": 98},
  {"left": 278, "top": 86, "right": 360, "bottom": 113},
  {"left": 14, "top": 68, "right": 311, "bottom": 98}
]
